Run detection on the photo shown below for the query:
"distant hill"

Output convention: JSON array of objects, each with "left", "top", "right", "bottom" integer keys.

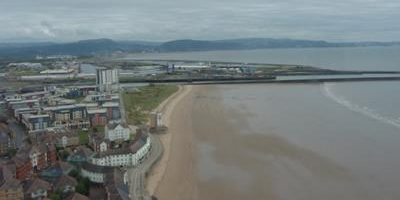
[
  {"left": 0, "top": 38, "right": 155, "bottom": 58},
  {"left": 158, "top": 38, "right": 333, "bottom": 51},
  {"left": 0, "top": 38, "right": 399, "bottom": 58},
  {"left": 158, "top": 38, "right": 400, "bottom": 52}
]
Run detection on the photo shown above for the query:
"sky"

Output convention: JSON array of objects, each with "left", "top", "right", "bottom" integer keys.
[{"left": 0, "top": 0, "right": 399, "bottom": 43}]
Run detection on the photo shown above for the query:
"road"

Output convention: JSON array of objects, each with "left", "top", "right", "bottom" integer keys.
[
  {"left": 119, "top": 90, "right": 127, "bottom": 124},
  {"left": 1, "top": 105, "right": 27, "bottom": 149},
  {"left": 7, "top": 118, "right": 27, "bottom": 149},
  {"left": 127, "top": 134, "right": 163, "bottom": 200}
]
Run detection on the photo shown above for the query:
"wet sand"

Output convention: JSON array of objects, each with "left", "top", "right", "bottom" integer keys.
[{"left": 148, "top": 84, "right": 398, "bottom": 200}]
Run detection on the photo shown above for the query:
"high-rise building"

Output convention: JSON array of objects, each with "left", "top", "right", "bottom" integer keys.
[{"left": 96, "top": 68, "right": 119, "bottom": 93}]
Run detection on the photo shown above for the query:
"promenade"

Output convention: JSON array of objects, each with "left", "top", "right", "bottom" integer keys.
[{"left": 127, "top": 133, "right": 163, "bottom": 200}]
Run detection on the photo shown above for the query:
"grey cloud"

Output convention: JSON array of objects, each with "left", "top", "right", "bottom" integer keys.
[{"left": 0, "top": 0, "right": 399, "bottom": 42}]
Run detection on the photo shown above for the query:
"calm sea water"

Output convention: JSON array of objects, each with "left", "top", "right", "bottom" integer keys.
[
  {"left": 124, "top": 46, "right": 400, "bottom": 71},
  {"left": 190, "top": 82, "right": 400, "bottom": 200},
  {"left": 140, "top": 47, "right": 400, "bottom": 199}
]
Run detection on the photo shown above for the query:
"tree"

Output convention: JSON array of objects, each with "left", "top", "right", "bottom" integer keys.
[
  {"left": 68, "top": 169, "right": 79, "bottom": 178},
  {"left": 76, "top": 181, "right": 88, "bottom": 195},
  {"left": 76, "top": 177, "right": 90, "bottom": 195},
  {"left": 49, "top": 189, "right": 63, "bottom": 200}
]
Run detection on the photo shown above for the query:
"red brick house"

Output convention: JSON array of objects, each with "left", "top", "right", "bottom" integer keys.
[
  {"left": 11, "top": 143, "right": 57, "bottom": 180},
  {"left": 28, "top": 144, "right": 57, "bottom": 171},
  {"left": 87, "top": 109, "right": 108, "bottom": 127},
  {"left": 11, "top": 155, "right": 32, "bottom": 181},
  {"left": 23, "top": 177, "right": 52, "bottom": 199},
  {"left": 91, "top": 134, "right": 110, "bottom": 153}
]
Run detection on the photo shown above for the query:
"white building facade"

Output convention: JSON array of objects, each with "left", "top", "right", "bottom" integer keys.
[
  {"left": 105, "top": 123, "right": 130, "bottom": 142},
  {"left": 81, "top": 167, "right": 106, "bottom": 183},
  {"left": 90, "top": 136, "right": 151, "bottom": 167},
  {"left": 96, "top": 68, "right": 119, "bottom": 93}
]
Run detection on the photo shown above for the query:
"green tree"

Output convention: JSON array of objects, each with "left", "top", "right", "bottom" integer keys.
[
  {"left": 76, "top": 177, "right": 90, "bottom": 195},
  {"left": 49, "top": 189, "right": 63, "bottom": 200},
  {"left": 68, "top": 169, "right": 79, "bottom": 178}
]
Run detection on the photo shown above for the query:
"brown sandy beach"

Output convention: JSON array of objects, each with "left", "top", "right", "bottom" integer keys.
[
  {"left": 146, "top": 84, "right": 387, "bottom": 200},
  {"left": 146, "top": 85, "right": 196, "bottom": 199}
]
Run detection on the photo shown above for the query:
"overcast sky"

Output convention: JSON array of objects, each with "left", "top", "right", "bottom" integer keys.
[{"left": 0, "top": 0, "right": 399, "bottom": 43}]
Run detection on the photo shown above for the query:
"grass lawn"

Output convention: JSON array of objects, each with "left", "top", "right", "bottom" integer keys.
[
  {"left": 92, "top": 125, "right": 104, "bottom": 133},
  {"left": 123, "top": 84, "right": 178, "bottom": 125},
  {"left": 78, "top": 130, "right": 89, "bottom": 145}
]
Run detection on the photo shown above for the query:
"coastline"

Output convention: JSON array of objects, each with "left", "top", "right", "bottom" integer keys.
[
  {"left": 145, "top": 84, "right": 194, "bottom": 197},
  {"left": 145, "top": 84, "right": 355, "bottom": 199}
]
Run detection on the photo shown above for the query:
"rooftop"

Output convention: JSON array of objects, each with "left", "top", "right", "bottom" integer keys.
[
  {"left": 106, "top": 122, "right": 128, "bottom": 130},
  {"left": 65, "top": 193, "right": 89, "bottom": 200},
  {"left": 23, "top": 177, "right": 51, "bottom": 194},
  {"left": 87, "top": 108, "right": 107, "bottom": 114},
  {"left": 54, "top": 175, "right": 78, "bottom": 190},
  {"left": 40, "top": 69, "right": 74, "bottom": 74},
  {"left": 20, "top": 91, "right": 49, "bottom": 97},
  {"left": 81, "top": 162, "right": 114, "bottom": 174},
  {"left": 22, "top": 114, "right": 50, "bottom": 119},
  {"left": 9, "top": 99, "right": 39, "bottom": 105},
  {"left": 102, "top": 102, "right": 119, "bottom": 107}
]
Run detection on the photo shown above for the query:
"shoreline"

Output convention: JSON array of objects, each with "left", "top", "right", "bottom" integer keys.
[{"left": 145, "top": 84, "right": 194, "bottom": 196}]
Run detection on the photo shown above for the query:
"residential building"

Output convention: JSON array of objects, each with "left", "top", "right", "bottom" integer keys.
[
  {"left": 45, "top": 128, "right": 81, "bottom": 148},
  {"left": 96, "top": 68, "right": 119, "bottom": 93},
  {"left": 102, "top": 102, "right": 121, "bottom": 121},
  {"left": 67, "top": 147, "right": 94, "bottom": 164},
  {"left": 27, "top": 144, "right": 57, "bottom": 171},
  {"left": 76, "top": 85, "right": 97, "bottom": 96},
  {"left": 104, "top": 123, "right": 130, "bottom": 142},
  {"left": 44, "top": 104, "right": 86, "bottom": 121},
  {"left": 81, "top": 162, "right": 113, "bottom": 183},
  {"left": 21, "top": 114, "right": 51, "bottom": 132},
  {"left": 14, "top": 107, "right": 40, "bottom": 121},
  {"left": 54, "top": 161, "right": 75, "bottom": 175},
  {"left": 53, "top": 175, "right": 78, "bottom": 193},
  {"left": 43, "top": 104, "right": 90, "bottom": 129},
  {"left": 65, "top": 192, "right": 89, "bottom": 200},
  {"left": 23, "top": 177, "right": 52, "bottom": 199},
  {"left": 14, "top": 143, "right": 57, "bottom": 176},
  {"left": 87, "top": 109, "right": 108, "bottom": 127},
  {"left": 11, "top": 155, "right": 32, "bottom": 180},
  {"left": 149, "top": 112, "right": 163, "bottom": 129},
  {"left": 8, "top": 99, "right": 39, "bottom": 112},
  {"left": 56, "top": 134, "right": 80, "bottom": 148},
  {"left": 91, "top": 134, "right": 109, "bottom": 153},
  {"left": 0, "top": 166, "right": 23, "bottom": 200},
  {"left": 40, "top": 161, "right": 75, "bottom": 183},
  {"left": 104, "top": 169, "right": 130, "bottom": 200},
  {"left": 90, "top": 133, "right": 151, "bottom": 167},
  {"left": 81, "top": 167, "right": 129, "bottom": 200},
  {"left": 19, "top": 91, "right": 49, "bottom": 101},
  {"left": 0, "top": 131, "right": 11, "bottom": 155}
]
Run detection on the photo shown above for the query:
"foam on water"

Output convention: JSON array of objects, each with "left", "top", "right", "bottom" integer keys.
[{"left": 322, "top": 83, "right": 400, "bottom": 129}]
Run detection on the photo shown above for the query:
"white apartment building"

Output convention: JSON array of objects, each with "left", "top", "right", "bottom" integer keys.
[
  {"left": 105, "top": 123, "right": 130, "bottom": 142},
  {"left": 96, "top": 67, "right": 119, "bottom": 93},
  {"left": 90, "top": 135, "right": 151, "bottom": 167},
  {"left": 80, "top": 162, "right": 113, "bottom": 183}
]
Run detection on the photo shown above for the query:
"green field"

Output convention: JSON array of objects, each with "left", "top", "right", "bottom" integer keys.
[
  {"left": 123, "top": 85, "right": 178, "bottom": 125},
  {"left": 78, "top": 130, "right": 89, "bottom": 145}
]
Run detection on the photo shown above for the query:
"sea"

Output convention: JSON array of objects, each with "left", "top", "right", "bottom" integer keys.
[{"left": 126, "top": 46, "right": 400, "bottom": 199}]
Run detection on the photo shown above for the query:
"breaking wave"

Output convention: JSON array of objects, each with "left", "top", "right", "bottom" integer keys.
[{"left": 322, "top": 83, "right": 400, "bottom": 129}]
